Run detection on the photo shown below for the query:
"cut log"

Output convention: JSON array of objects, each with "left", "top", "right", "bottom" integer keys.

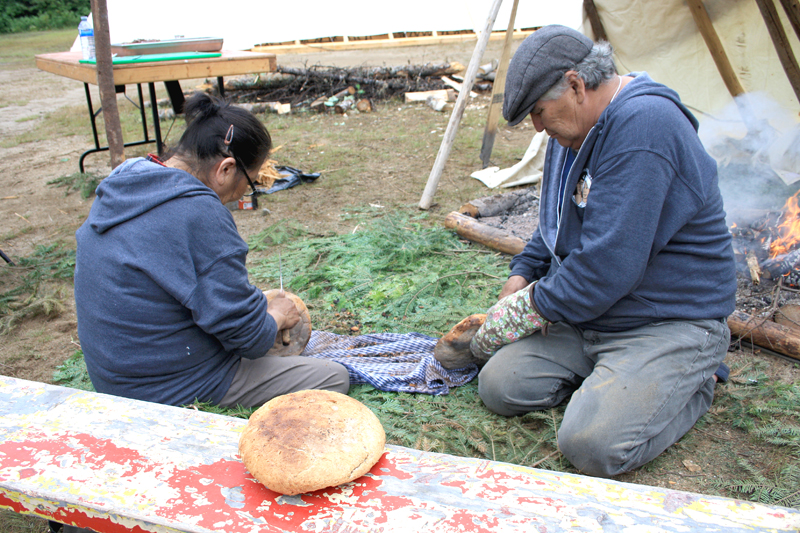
[
  {"left": 404, "top": 89, "right": 455, "bottom": 103},
  {"left": 478, "top": 60, "right": 498, "bottom": 76},
  {"left": 310, "top": 95, "right": 327, "bottom": 113},
  {"left": 356, "top": 98, "right": 373, "bottom": 112},
  {"left": 728, "top": 309, "right": 800, "bottom": 361},
  {"left": 266, "top": 102, "right": 291, "bottom": 114},
  {"left": 333, "top": 86, "right": 356, "bottom": 99},
  {"left": 334, "top": 98, "right": 355, "bottom": 114},
  {"left": 444, "top": 211, "right": 526, "bottom": 255},
  {"left": 459, "top": 190, "right": 530, "bottom": 218},
  {"left": 441, "top": 76, "right": 478, "bottom": 98}
]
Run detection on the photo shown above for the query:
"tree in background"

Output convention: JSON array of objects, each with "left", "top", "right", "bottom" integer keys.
[{"left": 1, "top": 0, "right": 91, "bottom": 33}]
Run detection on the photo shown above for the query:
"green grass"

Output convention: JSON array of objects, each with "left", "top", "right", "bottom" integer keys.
[
  {"left": 47, "top": 171, "right": 102, "bottom": 198},
  {"left": 0, "top": 243, "right": 75, "bottom": 334},
  {"left": 0, "top": 28, "right": 75, "bottom": 70}
]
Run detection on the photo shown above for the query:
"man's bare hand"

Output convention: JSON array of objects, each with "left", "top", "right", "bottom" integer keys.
[
  {"left": 499, "top": 275, "right": 530, "bottom": 300},
  {"left": 267, "top": 294, "right": 300, "bottom": 331}
]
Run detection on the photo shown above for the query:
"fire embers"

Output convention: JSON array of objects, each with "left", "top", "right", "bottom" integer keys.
[{"left": 732, "top": 190, "right": 800, "bottom": 287}]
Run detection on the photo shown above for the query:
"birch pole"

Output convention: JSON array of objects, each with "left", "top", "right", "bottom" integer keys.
[{"left": 419, "top": 0, "right": 504, "bottom": 210}]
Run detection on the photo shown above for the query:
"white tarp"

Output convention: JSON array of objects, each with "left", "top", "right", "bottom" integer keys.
[
  {"left": 72, "top": 1, "right": 582, "bottom": 52},
  {"left": 471, "top": 131, "right": 548, "bottom": 188}
]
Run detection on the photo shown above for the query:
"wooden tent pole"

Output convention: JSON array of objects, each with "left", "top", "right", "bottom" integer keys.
[
  {"left": 583, "top": 0, "right": 609, "bottom": 42},
  {"left": 687, "top": 0, "right": 746, "bottom": 98},
  {"left": 419, "top": 0, "right": 504, "bottom": 210},
  {"left": 91, "top": 0, "right": 125, "bottom": 169},
  {"left": 754, "top": 0, "right": 800, "bottom": 105},
  {"left": 479, "top": 0, "right": 519, "bottom": 169},
  {"left": 779, "top": 0, "right": 800, "bottom": 43}
]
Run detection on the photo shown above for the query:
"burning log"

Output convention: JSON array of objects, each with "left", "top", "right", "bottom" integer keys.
[
  {"left": 444, "top": 211, "right": 525, "bottom": 255},
  {"left": 728, "top": 310, "right": 800, "bottom": 361},
  {"left": 759, "top": 247, "right": 800, "bottom": 286}
]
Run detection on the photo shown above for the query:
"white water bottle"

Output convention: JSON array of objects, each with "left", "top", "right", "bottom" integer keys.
[{"left": 78, "top": 16, "right": 95, "bottom": 60}]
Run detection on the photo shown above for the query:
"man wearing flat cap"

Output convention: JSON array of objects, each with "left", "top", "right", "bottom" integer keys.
[{"left": 470, "top": 25, "right": 736, "bottom": 477}]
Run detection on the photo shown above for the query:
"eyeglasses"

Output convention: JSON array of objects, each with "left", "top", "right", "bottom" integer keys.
[
  {"left": 235, "top": 156, "right": 259, "bottom": 209},
  {"left": 225, "top": 124, "right": 259, "bottom": 209}
]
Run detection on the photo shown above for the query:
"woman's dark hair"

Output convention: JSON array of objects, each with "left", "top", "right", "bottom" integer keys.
[{"left": 170, "top": 93, "right": 271, "bottom": 174}]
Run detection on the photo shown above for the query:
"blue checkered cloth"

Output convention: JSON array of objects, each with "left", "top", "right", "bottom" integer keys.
[{"left": 301, "top": 331, "right": 478, "bottom": 395}]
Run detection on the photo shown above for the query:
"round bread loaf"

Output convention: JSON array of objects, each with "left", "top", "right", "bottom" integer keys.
[{"left": 239, "top": 389, "right": 386, "bottom": 495}]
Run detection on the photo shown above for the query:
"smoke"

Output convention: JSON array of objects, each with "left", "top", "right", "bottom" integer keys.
[{"left": 698, "top": 92, "right": 800, "bottom": 220}]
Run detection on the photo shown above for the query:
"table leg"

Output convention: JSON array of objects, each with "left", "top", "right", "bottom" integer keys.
[
  {"left": 147, "top": 82, "right": 163, "bottom": 156},
  {"left": 78, "top": 82, "right": 159, "bottom": 173},
  {"left": 84, "top": 83, "right": 101, "bottom": 151},
  {"left": 217, "top": 76, "right": 225, "bottom": 97},
  {"left": 137, "top": 84, "right": 150, "bottom": 144}
]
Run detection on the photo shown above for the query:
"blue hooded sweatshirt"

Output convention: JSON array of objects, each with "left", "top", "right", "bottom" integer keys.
[
  {"left": 509, "top": 73, "right": 736, "bottom": 331},
  {"left": 74, "top": 157, "right": 278, "bottom": 406}
]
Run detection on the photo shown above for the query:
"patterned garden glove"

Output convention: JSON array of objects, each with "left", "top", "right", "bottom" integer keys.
[{"left": 469, "top": 282, "right": 548, "bottom": 361}]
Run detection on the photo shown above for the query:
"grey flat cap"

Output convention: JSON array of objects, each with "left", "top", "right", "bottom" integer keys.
[{"left": 503, "top": 25, "right": 594, "bottom": 126}]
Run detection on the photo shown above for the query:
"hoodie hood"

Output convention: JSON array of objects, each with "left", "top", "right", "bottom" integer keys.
[
  {"left": 88, "top": 157, "right": 218, "bottom": 234},
  {"left": 603, "top": 72, "right": 699, "bottom": 132}
]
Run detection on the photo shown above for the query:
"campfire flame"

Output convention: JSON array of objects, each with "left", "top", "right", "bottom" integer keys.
[{"left": 769, "top": 191, "right": 800, "bottom": 258}]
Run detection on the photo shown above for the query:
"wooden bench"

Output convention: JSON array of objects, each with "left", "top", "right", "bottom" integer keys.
[{"left": 0, "top": 375, "right": 798, "bottom": 533}]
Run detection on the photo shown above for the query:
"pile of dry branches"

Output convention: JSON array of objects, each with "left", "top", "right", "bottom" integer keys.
[{"left": 220, "top": 62, "right": 471, "bottom": 110}]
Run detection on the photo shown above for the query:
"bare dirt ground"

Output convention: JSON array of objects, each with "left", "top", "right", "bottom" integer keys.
[{"left": 1, "top": 38, "right": 799, "bottom": 526}]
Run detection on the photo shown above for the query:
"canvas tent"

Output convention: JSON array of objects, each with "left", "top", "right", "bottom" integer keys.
[
  {"left": 473, "top": 0, "right": 800, "bottom": 191},
  {"left": 588, "top": 0, "right": 800, "bottom": 118}
]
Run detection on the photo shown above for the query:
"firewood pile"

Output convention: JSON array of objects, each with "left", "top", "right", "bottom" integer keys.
[{"left": 215, "top": 61, "right": 499, "bottom": 113}]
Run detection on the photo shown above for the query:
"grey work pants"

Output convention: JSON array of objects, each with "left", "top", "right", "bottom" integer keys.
[
  {"left": 478, "top": 318, "right": 729, "bottom": 477},
  {"left": 219, "top": 354, "right": 350, "bottom": 408}
]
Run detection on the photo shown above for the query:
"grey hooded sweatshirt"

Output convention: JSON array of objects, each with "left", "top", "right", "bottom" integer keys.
[
  {"left": 510, "top": 73, "right": 736, "bottom": 331},
  {"left": 75, "top": 157, "right": 278, "bottom": 405}
]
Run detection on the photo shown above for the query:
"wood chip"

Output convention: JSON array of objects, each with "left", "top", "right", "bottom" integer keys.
[{"left": 682, "top": 459, "right": 702, "bottom": 473}]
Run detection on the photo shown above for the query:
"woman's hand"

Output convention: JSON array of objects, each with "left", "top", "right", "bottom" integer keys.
[
  {"left": 498, "top": 275, "right": 530, "bottom": 300},
  {"left": 267, "top": 291, "right": 301, "bottom": 331}
]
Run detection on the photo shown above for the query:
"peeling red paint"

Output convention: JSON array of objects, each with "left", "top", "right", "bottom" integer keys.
[{"left": 2, "top": 377, "right": 800, "bottom": 533}]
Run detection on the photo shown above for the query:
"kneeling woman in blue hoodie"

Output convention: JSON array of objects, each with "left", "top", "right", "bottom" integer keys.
[{"left": 74, "top": 93, "right": 349, "bottom": 408}]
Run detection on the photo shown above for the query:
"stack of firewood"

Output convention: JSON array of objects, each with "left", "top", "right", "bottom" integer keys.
[{"left": 213, "top": 61, "right": 503, "bottom": 112}]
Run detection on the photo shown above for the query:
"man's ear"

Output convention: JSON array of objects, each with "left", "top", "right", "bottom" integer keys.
[{"left": 565, "top": 70, "right": 586, "bottom": 104}]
